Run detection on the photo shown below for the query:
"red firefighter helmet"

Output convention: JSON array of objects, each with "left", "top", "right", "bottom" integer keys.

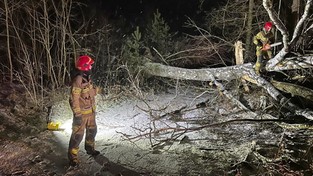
[
  {"left": 264, "top": 22, "right": 273, "bottom": 31},
  {"left": 75, "top": 55, "right": 94, "bottom": 71}
]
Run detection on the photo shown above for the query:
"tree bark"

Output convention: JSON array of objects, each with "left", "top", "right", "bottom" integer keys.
[
  {"left": 4, "top": 0, "right": 13, "bottom": 83},
  {"left": 271, "top": 79, "right": 313, "bottom": 101},
  {"left": 143, "top": 62, "right": 283, "bottom": 101},
  {"left": 143, "top": 62, "right": 251, "bottom": 82},
  {"left": 244, "top": 0, "right": 254, "bottom": 61},
  {"left": 235, "top": 41, "right": 249, "bottom": 92}
]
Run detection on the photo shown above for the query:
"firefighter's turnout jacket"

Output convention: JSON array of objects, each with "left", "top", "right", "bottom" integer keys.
[
  {"left": 253, "top": 30, "right": 274, "bottom": 74},
  {"left": 253, "top": 30, "right": 274, "bottom": 57},
  {"left": 68, "top": 73, "right": 97, "bottom": 163}
]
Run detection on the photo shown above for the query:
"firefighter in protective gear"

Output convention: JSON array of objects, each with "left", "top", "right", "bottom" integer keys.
[
  {"left": 68, "top": 55, "right": 100, "bottom": 167},
  {"left": 253, "top": 22, "right": 274, "bottom": 75}
]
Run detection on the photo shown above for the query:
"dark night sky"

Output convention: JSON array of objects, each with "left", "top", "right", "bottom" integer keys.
[{"left": 88, "top": 0, "right": 223, "bottom": 32}]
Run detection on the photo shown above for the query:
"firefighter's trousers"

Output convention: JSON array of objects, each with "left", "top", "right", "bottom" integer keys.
[
  {"left": 255, "top": 47, "right": 272, "bottom": 74},
  {"left": 68, "top": 112, "right": 97, "bottom": 163}
]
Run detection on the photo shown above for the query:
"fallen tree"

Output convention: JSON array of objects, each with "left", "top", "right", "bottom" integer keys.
[
  {"left": 141, "top": 0, "right": 313, "bottom": 121},
  {"left": 142, "top": 60, "right": 313, "bottom": 121}
]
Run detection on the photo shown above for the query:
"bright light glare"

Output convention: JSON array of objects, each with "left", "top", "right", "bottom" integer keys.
[{"left": 60, "top": 119, "right": 73, "bottom": 134}]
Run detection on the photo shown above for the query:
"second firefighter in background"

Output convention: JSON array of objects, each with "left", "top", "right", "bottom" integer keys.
[{"left": 253, "top": 22, "right": 274, "bottom": 75}]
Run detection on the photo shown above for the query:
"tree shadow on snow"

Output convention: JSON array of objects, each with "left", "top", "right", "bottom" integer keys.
[{"left": 93, "top": 154, "right": 144, "bottom": 176}]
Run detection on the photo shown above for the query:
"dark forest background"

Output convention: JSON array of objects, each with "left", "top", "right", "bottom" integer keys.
[{"left": 0, "top": 0, "right": 312, "bottom": 108}]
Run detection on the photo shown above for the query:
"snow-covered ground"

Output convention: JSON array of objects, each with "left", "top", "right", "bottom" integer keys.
[{"left": 49, "top": 87, "right": 281, "bottom": 175}]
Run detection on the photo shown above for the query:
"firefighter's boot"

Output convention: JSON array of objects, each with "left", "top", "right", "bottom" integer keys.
[
  {"left": 68, "top": 147, "right": 80, "bottom": 167},
  {"left": 85, "top": 124, "right": 99, "bottom": 156},
  {"left": 87, "top": 150, "right": 100, "bottom": 156},
  {"left": 254, "top": 62, "right": 261, "bottom": 75},
  {"left": 254, "top": 56, "right": 263, "bottom": 75},
  {"left": 85, "top": 142, "right": 100, "bottom": 156},
  {"left": 69, "top": 159, "right": 79, "bottom": 167}
]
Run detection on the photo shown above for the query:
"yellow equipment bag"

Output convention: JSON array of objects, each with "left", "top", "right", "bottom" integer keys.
[{"left": 47, "top": 122, "right": 61, "bottom": 131}]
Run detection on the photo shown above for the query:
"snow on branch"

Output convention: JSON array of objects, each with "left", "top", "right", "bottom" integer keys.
[
  {"left": 263, "top": 0, "right": 312, "bottom": 69},
  {"left": 268, "top": 56, "right": 313, "bottom": 71}
]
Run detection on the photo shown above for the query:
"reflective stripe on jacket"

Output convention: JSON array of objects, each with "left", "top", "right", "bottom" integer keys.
[
  {"left": 253, "top": 31, "right": 274, "bottom": 47},
  {"left": 69, "top": 74, "right": 97, "bottom": 116}
]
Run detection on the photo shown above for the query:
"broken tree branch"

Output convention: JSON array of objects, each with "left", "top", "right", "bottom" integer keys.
[
  {"left": 271, "top": 79, "right": 313, "bottom": 101},
  {"left": 267, "top": 56, "right": 313, "bottom": 71}
]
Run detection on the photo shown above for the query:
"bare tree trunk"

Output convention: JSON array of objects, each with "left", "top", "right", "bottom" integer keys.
[
  {"left": 4, "top": 0, "right": 12, "bottom": 83},
  {"left": 244, "top": 0, "right": 254, "bottom": 62},
  {"left": 291, "top": 0, "right": 301, "bottom": 27},
  {"left": 235, "top": 41, "right": 249, "bottom": 92},
  {"left": 235, "top": 41, "right": 244, "bottom": 65},
  {"left": 143, "top": 61, "right": 283, "bottom": 102},
  {"left": 143, "top": 62, "right": 250, "bottom": 82}
]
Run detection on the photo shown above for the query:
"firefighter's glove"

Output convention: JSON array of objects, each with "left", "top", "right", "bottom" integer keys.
[
  {"left": 262, "top": 43, "right": 271, "bottom": 51},
  {"left": 73, "top": 115, "right": 83, "bottom": 126}
]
